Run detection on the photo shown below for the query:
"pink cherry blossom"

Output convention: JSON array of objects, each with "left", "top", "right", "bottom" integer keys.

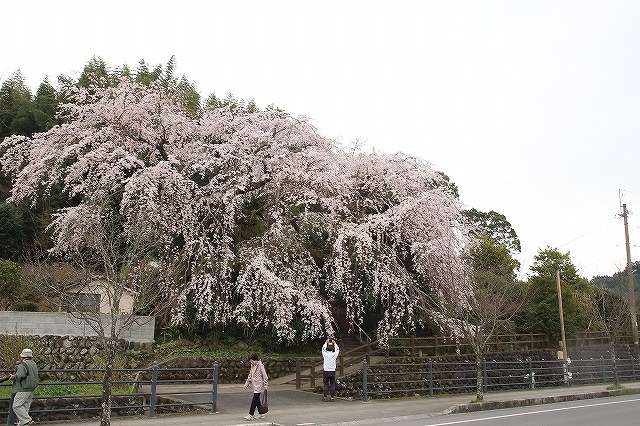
[{"left": 0, "top": 77, "right": 474, "bottom": 342}]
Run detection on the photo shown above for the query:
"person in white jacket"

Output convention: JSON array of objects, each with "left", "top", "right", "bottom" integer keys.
[{"left": 321, "top": 338, "right": 339, "bottom": 401}]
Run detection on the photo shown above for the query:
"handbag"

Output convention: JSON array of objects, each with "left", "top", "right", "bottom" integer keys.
[{"left": 258, "top": 390, "right": 269, "bottom": 414}]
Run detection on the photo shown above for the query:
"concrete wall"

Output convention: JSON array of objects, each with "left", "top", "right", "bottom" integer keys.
[
  {"left": 65, "top": 279, "right": 136, "bottom": 314},
  {"left": 0, "top": 311, "right": 155, "bottom": 342}
]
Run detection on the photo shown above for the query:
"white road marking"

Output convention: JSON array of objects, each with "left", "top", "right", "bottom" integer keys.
[{"left": 427, "top": 397, "right": 640, "bottom": 425}]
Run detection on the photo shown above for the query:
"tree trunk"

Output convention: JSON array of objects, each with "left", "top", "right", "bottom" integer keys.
[
  {"left": 610, "top": 342, "right": 619, "bottom": 386},
  {"left": 100, "top": 340, "right": 115, "bottom": 426},
  {"left": 475, "top": 354, "right": 484, "bottom": 401}
]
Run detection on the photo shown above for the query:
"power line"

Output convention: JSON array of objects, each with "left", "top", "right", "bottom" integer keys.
[
  {"left": 575, "top": 248, "right": 625, "bottom": 277},
  {"left": 620, "top": 189, "right": 640, "bottom": 198},
  {"left": 557, "top": 215, "right": 618, "bottom": 249},
  {"left": 516, "top": 215, "right": 619, "bottom": 281}
]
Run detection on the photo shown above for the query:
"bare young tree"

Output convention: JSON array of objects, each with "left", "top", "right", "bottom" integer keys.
[
  {"left": 591, "top": 286, "right": 632, "bottom": 386},
  {"left": 428, "top": 235, "right": 526, "bottom": 401},
  {"left": 24, "top": 207, "right": 184, "bottom": 426}
]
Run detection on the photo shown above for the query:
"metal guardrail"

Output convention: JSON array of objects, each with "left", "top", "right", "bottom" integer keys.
[
  {"left": 362, "top": 356, "right": 640, "bottom": 401},
  {"left": 293, "top": 332, "right": 639, "bottom": 389},
  {"left": 352, "top": 323, "right": 372, "bottom": 343},
  {"left": 294, "top": 334, "right": 550, "bottom": 389},
  {"left": 0, "top": 362, "right": 220, "bottom": 423}
]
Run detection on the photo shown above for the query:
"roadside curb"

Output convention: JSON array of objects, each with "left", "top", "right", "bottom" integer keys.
[
  {"left": 443, "top": 387, "right": 640, "bottom": 415},
  {"left": 225, "top": 423, "right": 275, "bottom": 426}
]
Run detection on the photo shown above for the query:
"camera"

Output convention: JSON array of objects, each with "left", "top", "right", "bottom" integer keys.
[{"left": 326, "top": 338, "right": 335, "bottom": 352}]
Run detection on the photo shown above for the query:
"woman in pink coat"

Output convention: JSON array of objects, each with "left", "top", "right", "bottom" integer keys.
[{"left": 243, "top": 353, "right": 268, "bottom": 420}]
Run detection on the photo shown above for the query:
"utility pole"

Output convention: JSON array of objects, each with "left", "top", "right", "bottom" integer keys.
[
  {"left": 621, "top": 203, "right": 639, "bottom": 352},
  {"left": 557, "top": 270, "right": 568, "bottom": 360},
  {"left": 557, "top": 270, "right": 569, "bottom": 385}
]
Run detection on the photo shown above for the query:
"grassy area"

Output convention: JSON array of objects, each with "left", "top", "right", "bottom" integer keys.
[
  {"left": 0, "top": 383, "right": 135, "bottom": 398},
  {"left": 0, "top": 337, "right": 319, "bottom": 399},
  {"left": 128, "top": 337, "right": 322, "bottom": 367},
  {"left": 0, "top": 335, "right": 323, "bottom": 401},
  {"left": 606, "top": 383, "right": 624, "bottom": 390}
]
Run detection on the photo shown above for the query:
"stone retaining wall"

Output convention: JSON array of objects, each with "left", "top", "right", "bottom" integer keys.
[
  {"left": 333, "top": 350, "right": 560, "bottom": 399},
  {"left": 1, "top": 334, "right": 298, "bottom": 381},
  {"left": 0, "top": 335, "right": 152, "bottom": 371},
  {"left": 0, "top": 395, "right": 147, "bottom": 423},
  {"left": 150, "top": 355, "right": 297, "bottom": 382}
]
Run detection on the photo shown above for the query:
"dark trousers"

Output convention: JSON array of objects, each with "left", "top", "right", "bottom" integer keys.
[
  {"left": 323, "top": 370, "right": 336, "bottom": 397},
  {"left": 249, "top": 392, "right": 261, "bottom": 415}
]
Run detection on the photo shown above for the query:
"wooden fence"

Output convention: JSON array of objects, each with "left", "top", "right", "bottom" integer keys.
[
  {"left": 383, "top": 334, "right": 550, "bottom": 357},
  {"left": 293, "top": 331, "right": 636, "bottom": 389},
  {"left": 566, "top": 331, "right": 634, "bottom": 348}
]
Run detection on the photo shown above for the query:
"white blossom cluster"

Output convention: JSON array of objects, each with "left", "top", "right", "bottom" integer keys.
[{"left": 0, "top": 78, "right": 473, "bottom": 342}]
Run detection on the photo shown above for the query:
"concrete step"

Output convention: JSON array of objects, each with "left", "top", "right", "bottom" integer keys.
[{"left": 338, "top": 334, "right": 371, "bottom": 357}]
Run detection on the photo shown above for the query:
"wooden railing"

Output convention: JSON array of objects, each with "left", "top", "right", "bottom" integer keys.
[
  {"left": 293, "top": 331, "right": 638, "bottom": 389},
  {"left": 294, "top": 333, "right": 549, "bottom": 388},
  {"left": 383, "top": 334, "right": 550, "bottom": 357},
  {"left": 295, "top": 357, "right": 346, "bottom": 389},
  {"left": 294, "top": 343, "right": 371, "bottom": 389},
  {"left": 566, "top": 331, "right": 635, "bottom": 348}
]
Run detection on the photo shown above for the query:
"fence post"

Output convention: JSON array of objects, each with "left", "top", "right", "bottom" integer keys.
[
  {"left": 482, "top": 359, "right": 488, "bottom": 394},
  {"left": 600, "top": 356, "right": 606, "bottom": 383},
  {"left": 296, "top": 359, "right": 301, "bottom": 389},
  {"left": 149, "top": 362, "right": 158, "bottom": 418},
  {"left": 6, "top": 393, "right": 16, "bottom": 426},
  {"left": 428, "top": 359, "right": 433, "bottom": 398},
  {"left": 211, "top": 362, "right": 219, "bottom": 414},
  {"left": 362, "top": 359, "right": 369, "bottom": 402},
  {"left": 633, "top": 356, "right": 637, "bottom": 381},
  {"left": 310, "top": 362, "right": 316, "bottom": 389},
  {"left": 6, "top": 360, "right": 20, "bottom": 425},
  {"left": 529, "top": 333, "right": 534, "bottom": 350},
  {"left": 528, "top": 358, "right": 535, "bottom": 389}
]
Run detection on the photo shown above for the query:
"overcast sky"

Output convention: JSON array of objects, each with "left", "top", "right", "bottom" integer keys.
[{"left": 3, "top": 1, "right": 639, "bottom": 280}]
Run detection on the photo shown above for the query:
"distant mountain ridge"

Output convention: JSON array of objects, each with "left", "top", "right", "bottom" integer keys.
[{"left": 591, "top": 261, "right": 640, "bottom": 293}]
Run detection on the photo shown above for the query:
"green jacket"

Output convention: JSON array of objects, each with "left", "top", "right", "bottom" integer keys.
[{"left": 12, "top": 359, "right": 39, "bottom": 392}]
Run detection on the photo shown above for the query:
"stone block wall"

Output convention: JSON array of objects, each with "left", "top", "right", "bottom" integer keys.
[
  {"left": 0, "top": 335, "right": 152, "bottom": 372},
  {"left": 0, "top": 395, "right": 147, "bottom": 423},
  {"left": 1, "top": 334, "right": 298, "bottom": 381},
  {"left": 151, "top": 355, "right": 298, "bottom": 383}
]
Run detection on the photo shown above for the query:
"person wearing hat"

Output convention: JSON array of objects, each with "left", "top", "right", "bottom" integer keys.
[{"left": 9, "top": 348, "right": 39, "bottom": 426}]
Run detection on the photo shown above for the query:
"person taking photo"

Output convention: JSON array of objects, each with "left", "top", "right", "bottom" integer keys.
[{"left": 322, "top": 338, "right": 339, "bottom": 402}]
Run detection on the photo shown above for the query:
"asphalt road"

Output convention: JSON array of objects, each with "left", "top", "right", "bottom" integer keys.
[
  {"left": 360, "top": 394, "right": 640, "bottom": 426},
  {"left": 58, "top": 382, "right": 640, "bottom": 426}
]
